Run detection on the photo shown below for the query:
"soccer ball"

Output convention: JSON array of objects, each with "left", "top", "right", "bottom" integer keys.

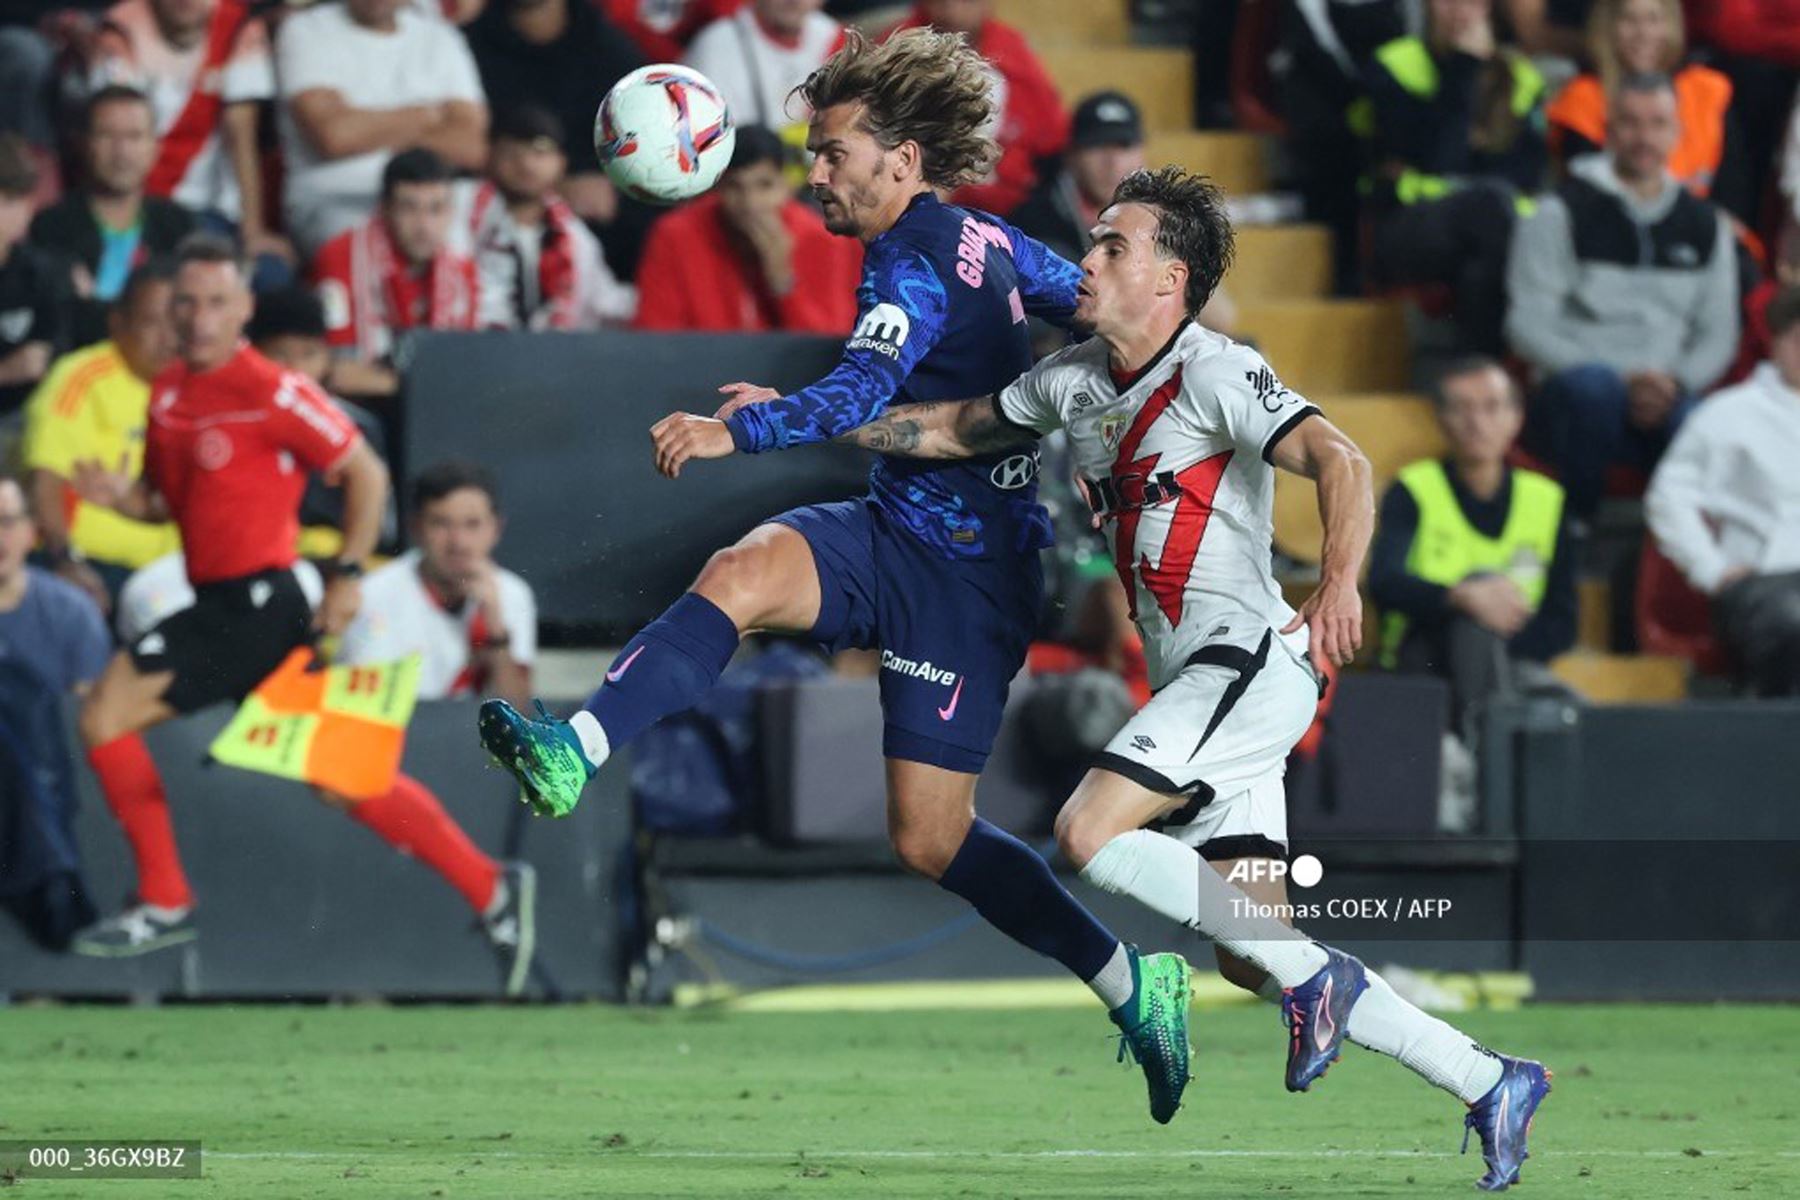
[{"left": 594, "top": 64, "right": 736, "bottom": 205}]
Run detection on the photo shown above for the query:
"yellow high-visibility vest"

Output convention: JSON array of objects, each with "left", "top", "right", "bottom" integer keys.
[{"left": 1380, "top": 460, "right": 1562, "bottom": 665}]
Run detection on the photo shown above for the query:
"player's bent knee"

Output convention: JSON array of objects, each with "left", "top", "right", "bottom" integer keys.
[
  {"left": 1054, "top": 804, "right": 1130, "bottom": 872},
  {"left": 692, "top": 546, "right": 774, "bottom": 627},
  {"left": 890, "top": 826, "right": 958, "bottom": 881}
]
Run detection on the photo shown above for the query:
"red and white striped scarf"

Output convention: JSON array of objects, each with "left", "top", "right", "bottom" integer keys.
[
  {"left": 347, "top": 214, "right": 479, "bottom": 357},
  {"left": 466, "top": 181, "right": 587, "bottom": 330}
]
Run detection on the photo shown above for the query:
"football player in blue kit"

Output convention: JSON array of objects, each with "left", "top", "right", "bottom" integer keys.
[{"left": 479, "top": 28, "right": 1194, "bottom": 1120}]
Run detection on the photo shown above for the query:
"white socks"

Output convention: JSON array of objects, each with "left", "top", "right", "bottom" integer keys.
[
  {"left": 1079, "top": 829, "right": 1328, "bottom": 988},
  {"left": 567, "top": 710, "right": 611, "bottom": 770},
  {"left": 1344, "top": 969, "right": 1504, "bottom": 1103},
  {"left": 1086, "top": 942, "right": 1135, "bottom": 1011},
  {"left": 1080, "top": 829, "right": 1504, "bottom": 1104}
]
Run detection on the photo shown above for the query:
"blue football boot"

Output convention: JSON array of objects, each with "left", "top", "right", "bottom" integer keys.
[
  {"left": 1463, "top": 1054, "right": 1552, "bottom": 1191},
  {"left": 1279, "top": 946, "right": 1368, "bottom": 1092}
]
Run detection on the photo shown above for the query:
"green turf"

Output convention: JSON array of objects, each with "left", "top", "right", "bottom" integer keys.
[{"left": 5, "top": 1002, "right": 1797, "bottom": 1197}]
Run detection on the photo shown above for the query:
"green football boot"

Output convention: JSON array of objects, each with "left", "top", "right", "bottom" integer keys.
[
  {"left": 1110, "top": 946, "right": 1194, "bottom": 1124},
  {"left": 478, "top": 699, "right": 596, "bottom": 817}
]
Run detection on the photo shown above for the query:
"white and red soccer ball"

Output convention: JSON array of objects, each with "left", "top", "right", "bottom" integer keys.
[{"left": 594, "top": 64, "right": 737, "bottom": 205}]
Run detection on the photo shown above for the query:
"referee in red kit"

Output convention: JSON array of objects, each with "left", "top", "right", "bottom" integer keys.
[{"left": 68, "top": 234, "right": 537, "bottom": 994}]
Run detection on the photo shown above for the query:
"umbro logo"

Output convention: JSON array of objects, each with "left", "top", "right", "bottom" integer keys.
[
  {"left": 1245, "top": 365, "right": 1295, "bottom": 413},
  {"left": 1073, "top": 390, "right": 1096, "bottom": 411},
  {"left": 137, "top": 633, "right": 166, "bottom": 657},
  {"left": 1131, "top": 735, "right": 1156, "bottom": 753}
]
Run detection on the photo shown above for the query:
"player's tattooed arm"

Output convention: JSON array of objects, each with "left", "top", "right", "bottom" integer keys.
[{"left": 834, "top": 398, "right": 1032, "bottom": 459}]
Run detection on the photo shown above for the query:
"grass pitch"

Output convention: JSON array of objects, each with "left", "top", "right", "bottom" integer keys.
[{"left": 6, "top": 1001, "right": 1797, "bottom": 1197}]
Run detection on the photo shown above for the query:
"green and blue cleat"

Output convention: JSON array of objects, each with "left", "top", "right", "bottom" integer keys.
[
  {"left": 1110, "top": 946, "right": 1193, "bottom": 1124},
  {"left": 478, "top": 699, "right": 596, "bottom": 818}
]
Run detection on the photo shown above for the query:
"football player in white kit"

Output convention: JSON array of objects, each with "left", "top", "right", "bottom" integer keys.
[{"left": 838, "top": 166, "right": 1550, "bottom": 1192}]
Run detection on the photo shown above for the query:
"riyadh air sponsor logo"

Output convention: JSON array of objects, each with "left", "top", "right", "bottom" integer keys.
[
  {"left": 879, "top": 649, "right": 957, "bottom": 687},
  {"left": 989, "top": 452, "right": 1038, "bottom": 490},
  {"left": 847, "top": 303, "right": 911, "bottom": 359}
]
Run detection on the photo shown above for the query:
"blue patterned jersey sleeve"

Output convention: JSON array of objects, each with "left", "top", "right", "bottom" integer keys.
[
  {"left": 725, "top": 245, "right": 950, "bottom": 453},
  {"left": 1003, "top": 221, "right": 1081, "bottom": 325}
]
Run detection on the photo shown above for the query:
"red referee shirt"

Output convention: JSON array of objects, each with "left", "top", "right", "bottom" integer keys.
[{"left": 145, "top": 344, "right": 360, "bottom": 586}]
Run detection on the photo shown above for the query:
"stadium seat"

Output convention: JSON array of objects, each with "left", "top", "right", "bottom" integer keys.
[
  {"left": 1227, "top": 226, "right": 1332, "bottom": 302},
  {"left": 1548, "top": 651, "right": 1689, "bottom": 703},
  {"left": 1635, "top": 539, "right": 1730, "bottom": 676},
  {"left": 1143, "top": 130, "right": 1271, "bottom": 195},
  {"left": 1039, "top": 47, "right": 1194, "bottom": 133},
  {"left": 995, "top": 0, "right": 1127, "bottom": 46},
  {"left": 1273, "top": 392, "right": 1444, "bottom": 562},
  {"left": 1236, "top": 300, "right": 1412, "bottom": 396}
]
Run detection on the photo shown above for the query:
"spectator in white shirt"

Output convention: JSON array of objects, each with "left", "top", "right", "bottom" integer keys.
[
  {"left": 338, "top": 460, "right": 536, "bottom": 704},
  {"left": 455, "top": 104, "right": 634, "bottom": 330},
  {"left": 1645, "top": 286, "right": 1800, "bottom": 697},
  {"left": 276, "top": 0, "right": 489, "bottom": 257},
  {"left": 684, "top": 0, "right": 842, "bottom": 147}
]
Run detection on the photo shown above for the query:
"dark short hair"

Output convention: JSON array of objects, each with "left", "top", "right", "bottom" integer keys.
[
  {"left": 411, "top": 459, "right": 501, "bottom": 515},
  {"left": 492, "top": 103, "right": 566, "bottom": 149},
  {"left": 1613, "top": 70, "right": 1677, "bottom": 103},
  {"left": 1432, "top": 354, "right": 1519, "bottom": 408},
  {"left": 248, "top": 286, "right": 328, "bottom": 343},
  {"left": 84, "top": 84, "right": 154, "bottom": 132},
  {"left": 1767, "top": 286, "right": 1800, "bottom": 339},
  {"left": 381, "top": 147, "right": 453, "bottom": 202},
  {"left": 114, "top": 260, "right": 173, "bottom": 316},
  {"left": 0, "top": 133, "right": 39, "bottom": 198},
  {"left": 1108, "top": 166, "right": 1235, "bottom": 316},
  {"left": 173, "top": 230, "right": 249, "bottom": 279},
  {"left": 727, "top": 124, "right": 787, "bottom": 174}
]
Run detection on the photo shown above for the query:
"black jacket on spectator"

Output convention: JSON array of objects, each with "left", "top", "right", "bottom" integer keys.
[
  {"left": 1360, "top": 39, "right": 1548, "bottom": 206},
  {"left": 464, "top": 0, "right": 656, "bottom": 277},
  {"left": 1009, "top": 174, "right": 1089, "bottom": 267},
  {"left": 1369, "top": 460, "right": 1577, "bottom": 663},
  {"left": 29, "top": 193, "right": 194, "bottom": 346},
  {"left": 0, "top": 242, "right": 72, "bottom": 414}
]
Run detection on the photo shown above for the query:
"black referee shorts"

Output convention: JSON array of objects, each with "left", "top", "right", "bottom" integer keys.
[{"left": 129, "top": 567, "right": 314, "bottom": 715}]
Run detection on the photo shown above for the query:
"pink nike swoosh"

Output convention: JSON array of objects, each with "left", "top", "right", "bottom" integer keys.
[
  {"left": 605, "top": 645, "right": 646, "bottom": 683},
  {"left": 1313, "top": 975, "right": 1336, "bottom": 1053},
  {"left": 937, "top": 677, "right": 964, "bottom": 721}
]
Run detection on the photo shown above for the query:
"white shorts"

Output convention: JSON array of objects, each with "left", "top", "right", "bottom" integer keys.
[{"left": 1095, "top": 629, "right": 1321, "bottom": 861}]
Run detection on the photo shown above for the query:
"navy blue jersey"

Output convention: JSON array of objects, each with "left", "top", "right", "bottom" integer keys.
[{"left": 724, "top": 192, "right": 1080, "bottom": 560}]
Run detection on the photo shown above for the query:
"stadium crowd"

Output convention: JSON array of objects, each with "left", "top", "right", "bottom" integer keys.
[{"left": 2, "top": 0, "right": 1800, "bottom": 950}]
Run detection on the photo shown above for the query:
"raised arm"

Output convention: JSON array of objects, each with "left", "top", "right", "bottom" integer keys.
[{"left": 832, "top": 397, "right": 1034, "bottom": 458}]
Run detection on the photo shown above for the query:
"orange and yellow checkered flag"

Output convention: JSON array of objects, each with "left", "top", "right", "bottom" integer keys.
[{"left": 209, "top": 649, "right": 423, "bottom": 799}]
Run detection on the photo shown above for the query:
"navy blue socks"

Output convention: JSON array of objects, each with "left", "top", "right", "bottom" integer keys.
[
  {"left": 582, "top": 592, "right": 741, "bottom": 751},
  {"left": 937, "top": 817, "right": 1122, "bottom": 985}
]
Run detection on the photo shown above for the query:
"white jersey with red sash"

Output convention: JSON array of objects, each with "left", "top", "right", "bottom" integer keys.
[
  {"left": 999, "top": 322, "right": 1322, "bottom": 689},
  {"left": 89, "top": 0, "right": 273, "bottom": 220}
]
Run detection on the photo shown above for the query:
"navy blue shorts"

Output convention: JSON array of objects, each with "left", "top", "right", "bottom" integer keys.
[{"left": 770, "top": 499, "right": 1043, "bottom": 774}]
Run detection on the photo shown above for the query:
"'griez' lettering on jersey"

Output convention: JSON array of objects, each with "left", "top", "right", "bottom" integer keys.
[
  {"left": 954, "top": 217, "right": 1013, "bottom": 288},
  {"left": 1097, "top": 364, "right": 1234, "bottom": 626}
]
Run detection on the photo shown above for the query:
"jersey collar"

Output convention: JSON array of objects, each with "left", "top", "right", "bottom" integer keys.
[{"left": 1107, "top": 320, "right": 1192, "bottom": 391}]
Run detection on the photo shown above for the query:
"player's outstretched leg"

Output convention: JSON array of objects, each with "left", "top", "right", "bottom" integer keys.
[
  {"left": 893, "top": 761, "right": 1192, "bottom": 1124},
  {"left": 482, "top": 524, "right": 820, "bottom": 817}
]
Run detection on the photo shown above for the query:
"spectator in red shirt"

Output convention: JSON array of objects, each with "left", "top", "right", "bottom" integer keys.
[
  {"left": 633, "top": 125, "right": 861, "bottom": 333},
  {"left": 602, "top": 0, "right": 741, "bottom": 64},
  {"left": 310, "top": 149, "right": 480, "bottom": 403},
  {"left": 1682, "top": 0, "right": 1800, "bottom": 226},
  {"left": 885, "top": 0, "right": 1068, "bottom": 216},
  {"left": 64, "top": 233, "right": 536, "bottom": 992}
]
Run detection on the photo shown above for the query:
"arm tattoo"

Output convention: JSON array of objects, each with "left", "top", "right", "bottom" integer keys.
[
  {"left": 832, "top": 397, "right": 1032, "bottom": 458},
  {"left": 954, "top": 401, "right": 1031, "bottom": 455}
]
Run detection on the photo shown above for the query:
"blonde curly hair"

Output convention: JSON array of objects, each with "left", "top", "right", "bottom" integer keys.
[{"left": 794, "top": 28, "right": 998, "bottom": 190}]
